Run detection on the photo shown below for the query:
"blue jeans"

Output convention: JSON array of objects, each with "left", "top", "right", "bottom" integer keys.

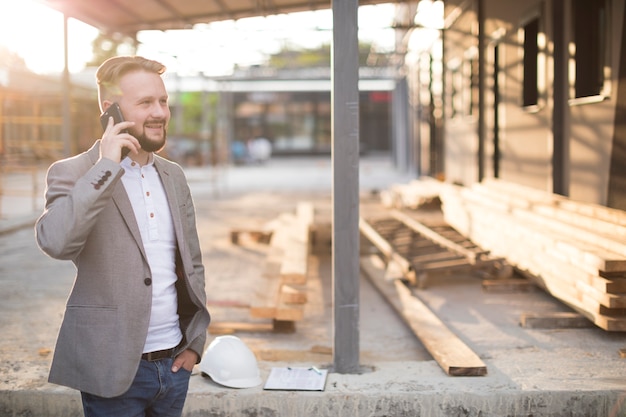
[{"left": 81, "top": 357, "right": 192, "bottom": 417}]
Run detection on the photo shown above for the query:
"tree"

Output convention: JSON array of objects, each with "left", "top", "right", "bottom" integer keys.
[
  {"left": 266, "top": 41, "right": 392, "bottom": 69},
  {"left": 86, "top": 32, "right": 137, "bottom": 67}
]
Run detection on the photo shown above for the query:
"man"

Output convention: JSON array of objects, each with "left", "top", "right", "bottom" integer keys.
[{"left": 35, "top": 55, "right": 210, "bottom": 416}]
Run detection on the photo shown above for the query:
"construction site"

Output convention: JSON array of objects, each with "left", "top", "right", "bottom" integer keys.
[
  {"left": 2, "top": 0, "right": 626, "bottom": 415},
  {"left": 1, "top": 156, "right": 626, "bottom": 416}
]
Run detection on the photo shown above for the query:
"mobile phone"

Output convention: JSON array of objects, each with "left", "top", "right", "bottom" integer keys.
[{"left": 100, "top": 102, "right": 130, "bottom": 158}]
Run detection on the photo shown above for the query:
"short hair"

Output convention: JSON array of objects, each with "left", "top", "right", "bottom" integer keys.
[{"left": 96, "top": 56, "right": 166, "bottom": 105}]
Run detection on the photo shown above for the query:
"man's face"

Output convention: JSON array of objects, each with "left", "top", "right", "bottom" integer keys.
[{"left": 117, "top": 70, "right": 170, "bottom": 153}]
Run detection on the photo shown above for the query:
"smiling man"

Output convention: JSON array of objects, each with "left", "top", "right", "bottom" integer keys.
[{"left": 35, "top": 56, "right": 210, "bottom": 416}]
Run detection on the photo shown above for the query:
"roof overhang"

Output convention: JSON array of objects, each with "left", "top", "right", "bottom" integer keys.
[{"left": 35, "top": 0, "right": 407, "bottom": 35}]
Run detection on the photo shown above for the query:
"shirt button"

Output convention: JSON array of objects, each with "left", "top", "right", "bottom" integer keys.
[
  {"left": 150, "top": 213, "right": 154, "bottom": 218},
  {"left": 146, "top": 191, "right": 150, "bottom": 197},
  {"left": 144, "top": 278, "right": 152, "bottom": 286}
]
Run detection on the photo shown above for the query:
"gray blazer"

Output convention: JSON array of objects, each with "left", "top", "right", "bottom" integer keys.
[{"left": 35, "top": 141, "right": 210, "bottom": 398}]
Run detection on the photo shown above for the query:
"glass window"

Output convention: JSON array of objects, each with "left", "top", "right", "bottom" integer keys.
[
  {"left": 572, "top": 0, "right": 608, "bottom": 98},
  {"left": 523, "top": 17, "right": 539, "bottom": 107}
]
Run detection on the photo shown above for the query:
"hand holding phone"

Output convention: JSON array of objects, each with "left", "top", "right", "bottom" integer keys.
[{"left": 100, "top": 103, "right": 130, "bottom": 158}]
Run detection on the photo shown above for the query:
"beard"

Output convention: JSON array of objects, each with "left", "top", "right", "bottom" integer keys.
[{"left": 129, "top": 121, "right": 167, "bottom": 153}]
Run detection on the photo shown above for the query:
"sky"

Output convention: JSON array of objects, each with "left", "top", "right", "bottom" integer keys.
[{"left": 0, "top": 0, "right": 398, "bottom": 76}]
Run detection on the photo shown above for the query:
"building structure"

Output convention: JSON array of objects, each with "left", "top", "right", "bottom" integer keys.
[
  {"left": 403, "top": 0, "right": 625, "bottom": 210},
  {"left": 167, "top": 67, "right": 395, "bottom": 159},
  {"left": 0, "top": 68, "right": 97, "bottom": 164},
  {"left": 5, "top": 0, "right": 626, "bottom": 210}
]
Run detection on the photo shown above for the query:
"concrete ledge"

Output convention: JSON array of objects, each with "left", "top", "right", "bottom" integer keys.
[{"left": 2, "top": 361, "right": 625, "bottom": 417}]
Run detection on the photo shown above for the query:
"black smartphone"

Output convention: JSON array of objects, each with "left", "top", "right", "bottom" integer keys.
[{"left": 100, "top": 102, "right": 130, "bottom": 158}]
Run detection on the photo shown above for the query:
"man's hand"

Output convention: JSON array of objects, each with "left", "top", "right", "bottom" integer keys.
[
  {"left": 172, "top": 349, "right": 198, "bottom": 373},
  {"left": 100, "top": 117, "right": 138, "bottom": 162}
]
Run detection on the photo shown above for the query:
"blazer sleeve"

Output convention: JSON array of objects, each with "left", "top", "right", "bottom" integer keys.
[{"left": 36, "top": 156, "right": 124, "bottom": 261}]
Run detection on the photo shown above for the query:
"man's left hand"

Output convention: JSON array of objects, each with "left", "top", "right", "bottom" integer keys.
[{"left": 172, "top": 349, "right": 198, "bottom": 373}]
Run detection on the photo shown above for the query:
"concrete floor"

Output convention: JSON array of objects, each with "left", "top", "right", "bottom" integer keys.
[{"left": 1, "top": 155, "right": 626, "bottom": 416}]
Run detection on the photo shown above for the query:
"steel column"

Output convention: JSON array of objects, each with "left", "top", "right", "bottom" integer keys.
[{"left": 331, "top": 0, "right": 360, "bottom": 374}]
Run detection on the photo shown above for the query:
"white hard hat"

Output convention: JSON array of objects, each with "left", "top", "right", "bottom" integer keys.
[{"left": 199, "top": 335, "right": 263, "bottom": 388}]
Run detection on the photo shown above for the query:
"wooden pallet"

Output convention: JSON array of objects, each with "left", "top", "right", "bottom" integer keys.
[{"left": 359, "top": 211, "right": 508, "bottom": 288}]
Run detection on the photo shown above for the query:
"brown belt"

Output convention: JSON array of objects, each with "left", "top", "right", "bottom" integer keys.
[{"left": 141, "top": 347, "right": 176, "bottom": 361}]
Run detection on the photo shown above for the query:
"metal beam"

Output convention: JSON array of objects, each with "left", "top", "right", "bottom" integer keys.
[
  {"left": 477, "top": 0, "right": 486, "bottom": 181},
  {"left": 331, "top": 0, "right": 360, "bottom": 374},
  {"left": 552, "top": 0, "right": 569, "bottom": 196},
  {"left": 61, "top": 14, "right": 72, "bottom": 157}
]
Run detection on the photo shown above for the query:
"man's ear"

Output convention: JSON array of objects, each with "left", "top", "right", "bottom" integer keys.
[{"left": 101, "top": 100, "right": 113, "bottom": 113}]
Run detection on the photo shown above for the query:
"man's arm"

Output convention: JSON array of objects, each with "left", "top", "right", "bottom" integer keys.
[{"left": 36, "top": 156, "right": 123, "bottom": 260}]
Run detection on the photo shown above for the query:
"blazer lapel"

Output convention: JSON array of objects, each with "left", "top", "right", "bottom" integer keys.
[
  {"left": 112, "top": 185, "right": 147, "bottom": 261},
  {"left": 154, "top": 158, "right": 185, "bottom": 251},
  {"left": 89, "top": 143, "right": 146, "bottom": 261}
]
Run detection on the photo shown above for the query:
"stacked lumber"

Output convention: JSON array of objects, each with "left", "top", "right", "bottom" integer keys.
[
  {"left": 380, "top": 176, "right": 444, "bottom": 209},
  {"left": 440, "top": 178, "right": 626, "bottom": 331},
  {"left": 244, "top": 202, "right": 315, "bottom": 327}
]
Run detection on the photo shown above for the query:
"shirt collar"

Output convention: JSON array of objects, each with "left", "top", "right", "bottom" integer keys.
[{"left": 121, "top": 153, "right": 155, "bottom": 170}]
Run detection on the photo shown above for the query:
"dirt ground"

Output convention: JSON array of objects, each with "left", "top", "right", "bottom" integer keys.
[{"left": 0, "top": 156, "right": 425, "bottom": 391}]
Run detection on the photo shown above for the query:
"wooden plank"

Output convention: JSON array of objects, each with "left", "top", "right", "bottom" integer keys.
[
  {"left": 414, "top": 257, "right": 473, "bottom": 274},
  {"left": 280, "top": 235, "right": 309, "bottom": 284},
  {"left": 481, "top": 178, "right": 626, "bottom": 229},
  {"left": 593, "top": 276, "right": 626, "bottom": 294},
  {"left": 249, "top": 247, "right": 283, "bottom": 319},
  {"left": 230, "top": 229, "right": 272, "bottom": 245},
  {"left": 279, "top": 201, "right": 314, "bottom": 284},
  {"left": 512, "top": 208, "right": 626, "bottom": 258},
  {"left": 250, "top": 217, "right": 291, "bottom": 319},
  {"left": 576, "top": 280, "right": 626, "bottom": 309},
  {"left": 553, "top": 239, "right": 626, "bottom": 276},
  {"left": 280, "top": 284, "right": 308, "bottom": 304},
  {"left": 360, "top": 254, "right": 487, "bottom": 376},
  {"left": 519, "top": 312, "right": 594, "bottom": 329},
  {"left": 209, "top": 321, "right": 275, "bottom": 335},
  {"left": 272, "top": 320, "right": 297, "bottom": 333},
  {"left": 274, "top": 296, "right": 304, "bottom": 321},
  {"left": 381, "top": 177, "right": 443, "bottom": 209},
  {"left": 394, "top": 280, "right": 487, "bottom": 376},
  {"left": 482, "top": 279, "right": 537, "bottom": 293},
  {"left": 359, "top": 217, "right": 415, "bottom": 283},
  {"left": 296, "top": 201, "right": 315, "bottom": 238}
]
